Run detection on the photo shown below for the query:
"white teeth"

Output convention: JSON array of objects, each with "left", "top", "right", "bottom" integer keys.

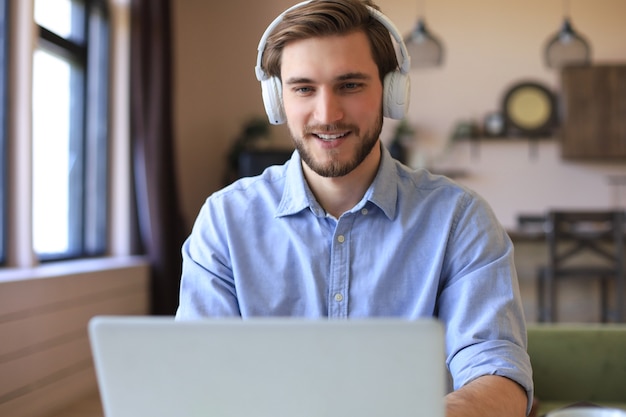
[{"left": 317, "top": 133, "right": 346, "bottom": 141}]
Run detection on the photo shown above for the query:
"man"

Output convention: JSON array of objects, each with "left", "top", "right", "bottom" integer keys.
[{"left": 176, "top": 1, "right": 533, "bottom": 416}]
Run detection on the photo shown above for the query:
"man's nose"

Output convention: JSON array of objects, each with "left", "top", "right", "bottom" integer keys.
[{"left": 314, "top": 89, "right": 343, "bottom": 124}]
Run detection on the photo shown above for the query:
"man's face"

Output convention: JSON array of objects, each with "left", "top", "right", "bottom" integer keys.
[{"left": 280, "top": 31, "right": 384, "bottom": 178}]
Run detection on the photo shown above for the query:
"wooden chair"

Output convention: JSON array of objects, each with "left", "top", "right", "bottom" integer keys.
[{"left": 537, "top": 210, "right": 625, "bottom": 322}]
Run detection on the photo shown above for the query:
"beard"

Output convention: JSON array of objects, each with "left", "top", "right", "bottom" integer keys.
[{"left": 290, "top": 112, "right": 383, "bottom": 178}]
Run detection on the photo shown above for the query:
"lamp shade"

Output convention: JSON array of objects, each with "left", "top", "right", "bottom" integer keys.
[
  {"left": 544, "top": 17, "right": 591, "bottom": 68},
  {"left": 404, "top": 18, "right": 444, "bottom": 69}
]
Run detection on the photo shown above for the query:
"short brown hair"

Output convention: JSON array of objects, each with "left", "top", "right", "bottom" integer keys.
[{"left": 261, "top": 0, "right": 399, "bottom": 83}]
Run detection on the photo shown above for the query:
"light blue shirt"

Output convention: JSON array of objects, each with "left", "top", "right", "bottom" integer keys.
[{"left": 176, "top": 145, "right": 533, "bottom": 405}]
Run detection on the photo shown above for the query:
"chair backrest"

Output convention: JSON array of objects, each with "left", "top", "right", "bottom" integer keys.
[
  {"left": 527, "top": 324, "right": 626, "bottom": 403},
  {"left": 545, "top": 210, "right": 625, "bottom": 273}
]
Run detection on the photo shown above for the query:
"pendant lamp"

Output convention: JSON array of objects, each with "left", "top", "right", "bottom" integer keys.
[
  {"left": 404, "top": 2, "right": 444, "bottom": 69},
  {"left": 544, "top": 0, "right": 591, "bottom": 68}
]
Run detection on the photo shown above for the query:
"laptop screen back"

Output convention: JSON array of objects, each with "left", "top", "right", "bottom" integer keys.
[{"left": 89, "top": 317, "right": 446, "bottom": 417}]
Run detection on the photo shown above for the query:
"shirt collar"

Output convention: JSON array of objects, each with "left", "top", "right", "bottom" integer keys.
[
  {"left": 276, "top": 151, "right": 321, "bottom": 217},
  {"left": 276, "top": 144, "right": 399, "bottom": 220},
  {"left": 365, "top": 144, "right": 399, "bottom": 220}
]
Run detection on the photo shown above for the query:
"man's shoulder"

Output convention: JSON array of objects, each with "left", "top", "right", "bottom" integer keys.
[
  {"left": 391, "top": 163, "right": 494, "bottom": 221},
  {"left": 395, "top": 163, "right": 471, "bottom": 196},
  {"left": 216, "top": 164, "right": 288, "bottom": 198}
]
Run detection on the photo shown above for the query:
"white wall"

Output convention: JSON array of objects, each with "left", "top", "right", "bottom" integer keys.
[{"left": 172, "top": 0, "right": 626, "bottom": 230}]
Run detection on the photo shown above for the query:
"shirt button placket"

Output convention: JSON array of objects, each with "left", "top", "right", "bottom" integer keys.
[{"left": 329, "top": 220, "right": 350, "bottom": 318}]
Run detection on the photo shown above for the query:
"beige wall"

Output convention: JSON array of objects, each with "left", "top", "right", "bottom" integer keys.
[{"left": 172, "top": 0, "right": 626, "bottom": 230}]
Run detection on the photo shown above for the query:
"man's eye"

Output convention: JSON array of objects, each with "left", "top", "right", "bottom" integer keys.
[
  {"left": 342, "top": 82, "right": 362, "bottom": 91},
  {"left": 294, "top": 87, "right": 313, "bottom": 94}
]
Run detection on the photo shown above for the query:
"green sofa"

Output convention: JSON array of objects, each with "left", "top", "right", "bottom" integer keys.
[{"left": 527, "top": 324, "right": 626, "bottom": 416}]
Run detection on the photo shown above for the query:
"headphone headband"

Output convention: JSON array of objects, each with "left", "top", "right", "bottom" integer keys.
[{"left": 255, "top": 0, "right": 411, "bottom": 124}]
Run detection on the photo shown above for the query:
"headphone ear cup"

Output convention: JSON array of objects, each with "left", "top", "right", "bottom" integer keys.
[
  {"left": 383, "top": 71, "right": 410, "bottom": 120},
  {"left": 261, "top": 76, "right": 286, "bottom": 125}
]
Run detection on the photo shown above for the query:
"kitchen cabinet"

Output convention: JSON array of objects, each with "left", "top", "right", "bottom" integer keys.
[{"left": 560, "top": 65, "right": 626, "bottom": 160}]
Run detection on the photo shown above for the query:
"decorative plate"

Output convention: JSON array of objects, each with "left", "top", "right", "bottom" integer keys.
[{"left": 502, "top": 81, "right": 556, "bottom": 137}]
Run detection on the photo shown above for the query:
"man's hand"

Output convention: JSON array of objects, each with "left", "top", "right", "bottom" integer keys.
[{"left": 446, "top": 375, "right": 529, "bottom": 417}]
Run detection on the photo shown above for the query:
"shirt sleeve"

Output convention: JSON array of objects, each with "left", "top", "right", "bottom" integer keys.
[
  {"left": 436, "top": 190, "right": 534, "bottom": 413},
  {"left": 175, "top": 199, "right": 242, "bottom": 319}
]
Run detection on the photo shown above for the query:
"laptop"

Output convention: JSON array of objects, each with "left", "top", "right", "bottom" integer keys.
[{"left": 88, "top": 316, "right": 446, "bottom": 417}]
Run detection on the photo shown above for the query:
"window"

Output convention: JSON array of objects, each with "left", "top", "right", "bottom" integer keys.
[
  {"left": 32, "top": 0, "right": 109, "bottom": 260},
  {"left": 0, "top": 0, "right": 7, "bottom": 265}
]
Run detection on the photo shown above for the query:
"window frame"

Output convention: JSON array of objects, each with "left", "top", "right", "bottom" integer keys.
[
  {"left": 0, "top": 0, "right": 8, "bottom": 265},
  {"left": 33, "top": 0, "right": 110, "bottom": 261}
]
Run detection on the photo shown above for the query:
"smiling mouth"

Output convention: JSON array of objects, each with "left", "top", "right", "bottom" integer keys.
[{"left": 314, "top": 132, "right": 349, "bottom": 142}]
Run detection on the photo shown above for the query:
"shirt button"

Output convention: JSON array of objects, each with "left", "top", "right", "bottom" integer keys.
[
  {"left": 361, "top": 208, "right": 368, "bottom": 215},
  {"left": 334, "top": 293, "right": 344, "bottom": 302},
  {"left": 337, "top": 235, "right": 345, "bottom": 243}
]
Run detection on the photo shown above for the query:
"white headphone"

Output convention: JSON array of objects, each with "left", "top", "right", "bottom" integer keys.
[{"left": 254, "top": 0, "right": 411, "bottom": 125}]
